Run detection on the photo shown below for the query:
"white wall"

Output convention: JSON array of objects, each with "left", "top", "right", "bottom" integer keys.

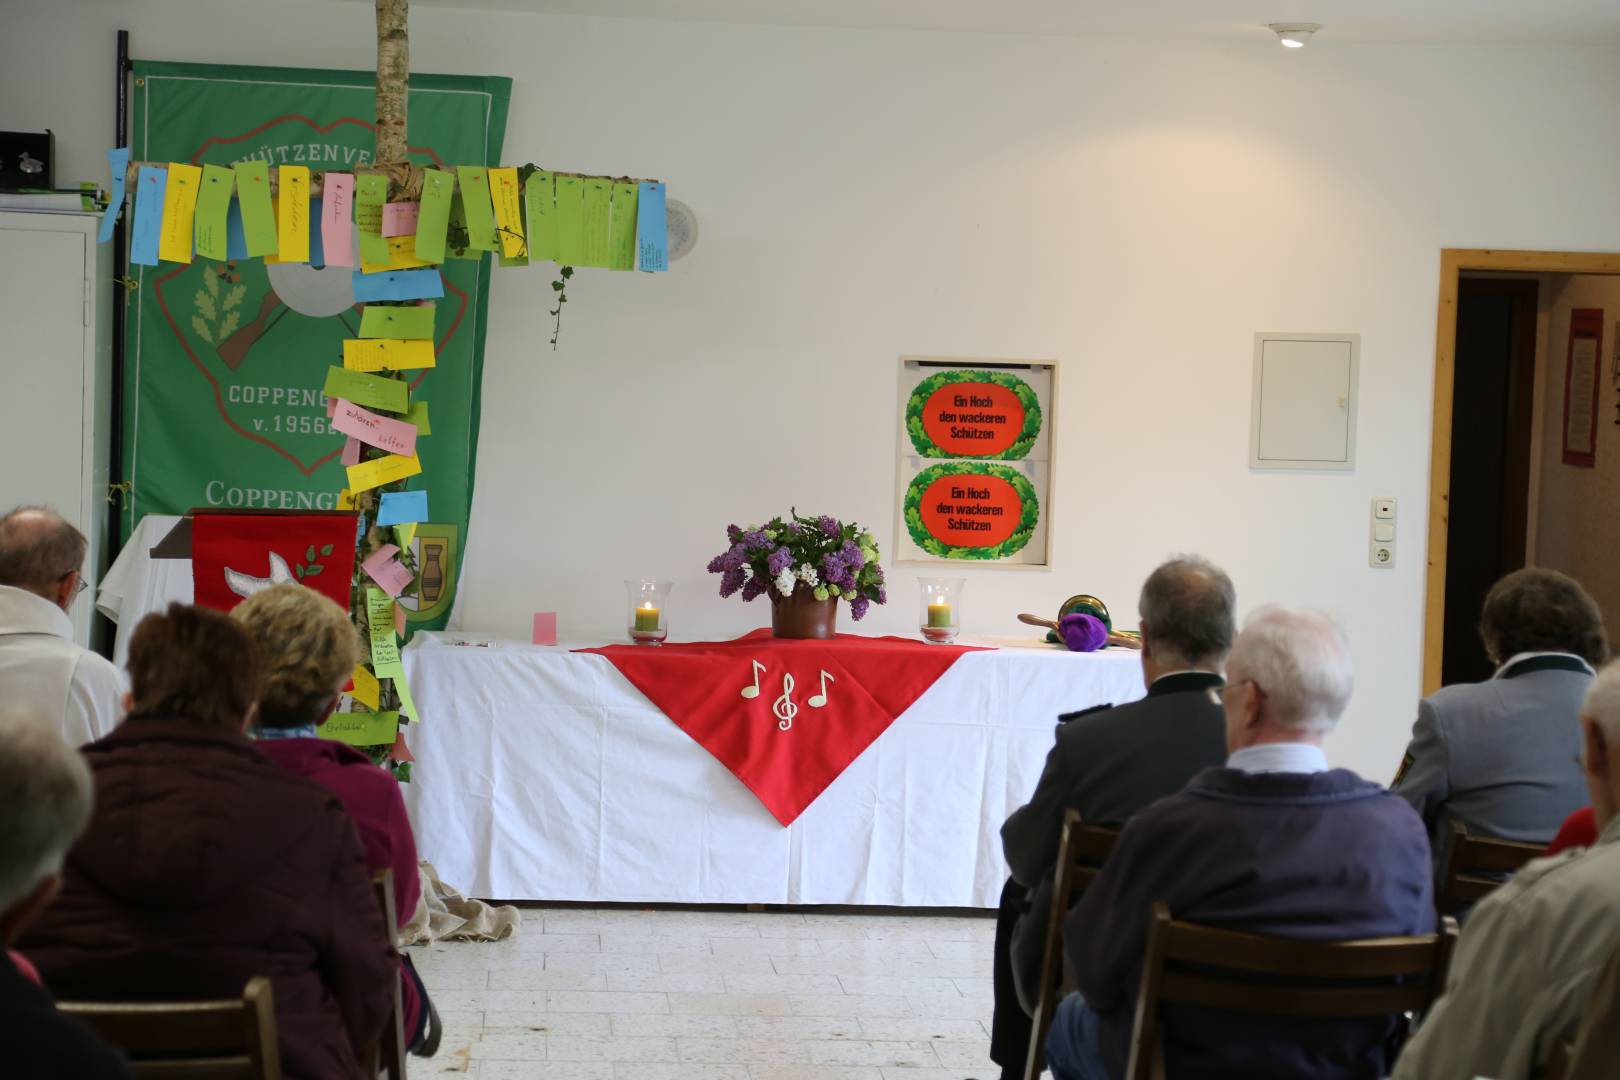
[{"left": 6, "top": 2, "right": 1620, "bottom": 782}]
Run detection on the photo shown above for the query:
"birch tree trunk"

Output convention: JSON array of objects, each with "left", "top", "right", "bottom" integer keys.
[{"left": 375, "top": 0, "right": 410, "bottom": 167}]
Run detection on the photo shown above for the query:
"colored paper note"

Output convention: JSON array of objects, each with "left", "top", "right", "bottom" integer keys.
[
  {"left": 394, "top": 523, "right": 417, "bottom": 550},
  {"left": 532, "top": 612, "right": 558, "bottom": 647},
  {"left": 366, "top": 587, "right": 401, "bottom": 667},
  {"left": 637, "top": 180, "right": 668, "bottom": 272},
  {"left": 307, "top": 198, "right": 326, "bottom": 268},
  {"left": 157, "top": 163, "right": 202, "bottom": 264},
  {"left": 337, "top": 488, "right": 356, "bottom": 510},
  {"left": 99, "top": 147, "right": 131, "bottom": 244},
  {"left": 390, "top": 666, "right": 420, "bottom": 722},
  {"left": 391, "top": 730, "right": 416, "bottom": 762},
  {"left": 355, "top": 173, "right": 390, "bottom": 266},
  {"left": 341, "top": 436, "right": 363, "bottom": 466},
  {"left": 405, "top": 401, "right": 431, "bottom": 435},
  {"left": 277, "top": 164, "right": 310, "bottom": 263},
  {"left": 608, "top": 181, "right": 639, "bottom": 271},
  {"left": 351, "top": 268, "right": 444, "bottom": 303},
  {"left": 128, "top": 166, "right": 167, "bottom": 267},
  {"left": 582, "top": 178, "right": 612, "bottom": 268},
  {"left": 445, "top": 190, "right": 473, "bottom": 259},
  {"left": 394, "top": 601, "right": 407, "bottom": 637},
  {"left": 359, "top": 303, "right": 435, "bottom": 340},
  {"left": 323, "top": 366, "right": 409, "bottom": 414},
  {"left": 232, "top": 161, "right": 278, "bottom": 257},
  {"left": 192, "top": 164, "right": 234, "bottom": 261},
  {"left": 524, "top": 170, "right": 557, "bottom": 263},
  {"left": 377, "top": 490, "right": 428, "bottom": 526},
  {"left": 350, "top": 665, "right": 381, "bottom": 710},
  {"left": 381, "top": 201, "right": 420, "bottom": 238},
  {"left": 363, "top": 543, "right": 415, "bottom": 598},
  {"left": 321, "top": 173, "right": 355, "bottom": 268},
  {"left": 347, "top": 451, "right": 422, "bottom": 494},
  {"left": 409, "top": 169, "right": 453, "bottom": 265},
  {"left": 343, "top": 338, "right": 436, "bottom": 373},
  {"left": 555, "top": 175, "right": 586, "bottom": 266},
  {"left": 331, "top": 397, "right": 419, "bottom": 456},
  {"left": 321, "top": 708, "right": 399, "bottom": 748},
  {"left": 456, "top": 166, "right": 497, "bottom": 251},
  {"left": 360, "top": 234, "right": 432, "bottom": 275},
  {"left": 489, "top": 167, "right": 525, "bottom": 260}
]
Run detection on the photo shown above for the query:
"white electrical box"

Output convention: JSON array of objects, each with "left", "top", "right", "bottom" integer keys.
[{"left": 1250, "top": 332, "right": 1359, "bottom": 470}]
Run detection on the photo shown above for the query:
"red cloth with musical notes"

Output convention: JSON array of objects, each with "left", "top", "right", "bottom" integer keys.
[{"left": 580, "top": 629, "right": 982, "bottom": 825}]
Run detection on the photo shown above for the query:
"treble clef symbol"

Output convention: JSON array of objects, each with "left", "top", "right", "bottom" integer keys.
[{"left": 773, "top": 674, "right": 799, "bottom": 731}]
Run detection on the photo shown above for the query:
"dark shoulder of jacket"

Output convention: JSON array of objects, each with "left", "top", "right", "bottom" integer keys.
[{"left": 1056, "top": 703, "right": 1113, "bottom": 726}]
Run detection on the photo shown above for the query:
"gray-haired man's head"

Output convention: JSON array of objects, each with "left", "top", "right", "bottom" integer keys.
[
  {"left": 0, "top": 709, "right": 93, "bottom": 943},
  {"left": 0, "top": 506, "right": 88, "bottom": 613},
  {"left": 1138, "top": 556, "right": 1237, "bottom": 673}
]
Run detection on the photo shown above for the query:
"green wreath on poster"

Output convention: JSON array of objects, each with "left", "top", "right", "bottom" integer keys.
[
  {"left": 905, "top": 369, "right": 1043, "bottom": 459},
  {"left": 903, "top": 462, "right": 1041, "bottom": 560}
]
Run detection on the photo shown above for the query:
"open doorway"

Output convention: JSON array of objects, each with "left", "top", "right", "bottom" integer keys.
[{"left": 1425, "top": 251, "right": 1620, "bottom": 692}]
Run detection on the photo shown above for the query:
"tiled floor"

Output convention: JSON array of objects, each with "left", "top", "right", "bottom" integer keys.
[{"left": 409, "top": 906, "right": 1000, "bottom": 1080}]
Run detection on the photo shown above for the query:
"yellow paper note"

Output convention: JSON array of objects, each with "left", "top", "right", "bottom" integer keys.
[
  {"left": 350, "top": 665, "right": 382, "bottom": 710},
  {"left": 343, "top": 338, "right": 437, "bottom": 373},
  {"left": 158, "top": 162, "right": 202, "bottom": 264},
  {"left": 360, "top": 234, "right": 432, "bottom": 275},
  {"left": 490, "top": 167, "right": 525, "bottom": 259},
  {"left": 337, "top": 488, "right": 356, "bottom": 510},
  {"left": 277, "top": 165, "right": 310, "bottom": 263},
  {"left": 347, "top": 451, "right": 422, "bottom": 494}
]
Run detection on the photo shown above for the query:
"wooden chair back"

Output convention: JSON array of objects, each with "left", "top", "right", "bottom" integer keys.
[
  {"left": 1436, "top": 820, "right": 1545, "bottom": 918},
  {"left": 60, "top": 976, "right": 282, "bottom": 1080},
  {"left": 1022, "top": 809, "right": 1120, "bottom": 1080},
  {"left": 1124, "top": 902, "right": 1459, "bottom": 1080},
  {"left": 363, "top": 867, "right": 408, "bottom": 1080}
]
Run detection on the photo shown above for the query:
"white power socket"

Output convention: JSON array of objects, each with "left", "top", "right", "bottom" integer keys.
[{"left": 1370, "top": 497, "right": 1396, "bottom": 568}]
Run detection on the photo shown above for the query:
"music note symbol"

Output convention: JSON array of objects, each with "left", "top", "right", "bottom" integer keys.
[
  {"left": 740, "top": 659, "right": 766, "bottom": 700},
  {"left": 773, "top": 674, "right": 799, "bottom": 731},
  {"left": 808, "top": 669, "right": 835, "bottom": 709}
]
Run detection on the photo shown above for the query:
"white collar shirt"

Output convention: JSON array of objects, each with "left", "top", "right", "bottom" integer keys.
[
  {"left": 1226, "top": 742, "right": 1330, "bottom": 775},
  {"left": 0, "top": 585, "right": 125, "bottom": 746}
]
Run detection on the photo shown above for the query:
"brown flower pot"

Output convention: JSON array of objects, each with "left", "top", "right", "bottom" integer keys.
[{"left": 771, "top": 591, "right": 839, "bottom": 639}]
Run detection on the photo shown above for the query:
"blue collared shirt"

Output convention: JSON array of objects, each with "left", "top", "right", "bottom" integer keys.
[{"left": 1227, "top": 742, "right": 1329, "bottom": 775}]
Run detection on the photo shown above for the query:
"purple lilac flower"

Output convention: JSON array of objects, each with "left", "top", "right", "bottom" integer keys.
[
  {"left": 840, "top": 540, "right": 865, "bottom": 570},
  {"left": 706, "top": 554, "right": 726, "bottom": 573},
  {"left": 876, "top": 586, "right": 887, "bottom": 605},
  {"left": 783, "top": 522, "right": 802, "bottom": 538},
  {"left": 849, "top": 596, "right": 871, "bottom": 621},
  {"left": 816, "top": 515, "right": 840, "bottom": 537},
  {"left": 821, "top": 551, "right": 855, "bottom": 590},
  {"left": 727, "top": 524, "right": 743, "bottom": 543},
  {"left": 719, "top": 567, "right": 746, "bottom": 597},
  {"left": 741, "top": 528, "right": 770, "bottom": 551},
  {"left": 741, "top": 576, "right": 767, "bottom": 602},
  {"left": 766, "top": 547, "right": 792, "bottom": 576}
]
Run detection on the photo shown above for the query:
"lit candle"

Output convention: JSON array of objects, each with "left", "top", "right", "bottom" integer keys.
[
  {"left": 634, "top": 602, "right": 661, "bottom": 632},
  {"left": 927, "top": 600, "right": 953, "bottom": 628}
]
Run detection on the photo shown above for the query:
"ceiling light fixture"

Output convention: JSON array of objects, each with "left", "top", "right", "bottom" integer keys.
[{"left": 1269, "top": 22, "right": 1322, "bottom": 48}]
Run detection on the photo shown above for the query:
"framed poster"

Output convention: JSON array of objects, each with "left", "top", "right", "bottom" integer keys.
[
  {"left": 894, "top": 357, "right": 1055, "bottom": 567},
  {"left": 1562, "top": 308, "right": 1603, "bottom": 468}
]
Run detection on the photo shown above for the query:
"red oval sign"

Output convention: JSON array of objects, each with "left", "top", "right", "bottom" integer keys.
[
  {"left": 920, "top": 382, "right": 1027, "bottom": 457},
  {"left": 918, "top": 474, "right": 1023, "bottom": 548}
]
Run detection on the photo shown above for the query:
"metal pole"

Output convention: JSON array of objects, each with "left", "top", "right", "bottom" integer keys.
[{"left": 108, "top": 29, "right": 129, "bottom": 553}]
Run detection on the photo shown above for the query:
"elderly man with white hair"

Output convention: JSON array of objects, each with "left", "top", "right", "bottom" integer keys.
[
  {"left": 1391, "top": 658, "right": 1620, "bottom": 1080},
  {"left": 1043, "top": 607, "right": 1435, "bottom": 1080},
  {"left": 0, "top": 710, "right": 130, "bottom": 1077}
]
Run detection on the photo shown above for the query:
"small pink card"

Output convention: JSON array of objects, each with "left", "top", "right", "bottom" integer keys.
[
  {"left": 330, "top": 398, "right": 417, "bottom": 457},
  {"left": 321, "top": 173, "right": 355, "bottom": 267},
  {"left": 340, "top": 436, "right": 362, "bottom": 466},
  {"left": 381, "top": 201, "right": 420, "bottom": 237},
  {"left": 395, "top": 601, "right": 407, "bottom": 636},
  {"left": 326, "top": 396, "right": 339, "bottom": 419},
  {"left": 362, "top": 543, "right": 414, "bottom": 598},
  {"left": 532, "top": 612, "right": 558, "bottom": 646}
]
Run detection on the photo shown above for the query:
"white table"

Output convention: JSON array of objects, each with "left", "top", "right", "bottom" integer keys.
[
  {"left": 400, "top": 633, "right": 1146, "bottom": 908},
  {"left": 96, "top": 514, "right": 192, "bottom": 669}
]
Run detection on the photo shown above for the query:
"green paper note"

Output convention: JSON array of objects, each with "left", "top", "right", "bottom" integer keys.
[
  {"left": 355, "top": 173, "right": 390, "bottom": 267},
  {"left": 193, "top": 164, "right": 235, "bottom": 261},
  {"left": 324, "top": 366, "right": 409, "bottom": 414},
  {"left": 414, "top": 168, "right": 454, "bottom": 264},
  {"left": 455, "top": 166, "right": 497, "bottom": 251},
  {"left": 321, "top": 709, "right": 399, "bottom": 747},
  {"left": 445, "top": 189, "right": 475, "bottom": 260},
  {"left": 232, "top": 160, "right": 277, "bottom": 257},
  {"left": 608, "top": 181, "right": 638, "bottom": 271},
  {"left": 555, "top": 175, "right": 586, "bottom": 267},
  {"left": 389, "top": 666, "right": 420, "bottom": 722},
  {"left": 524, "top": 171, "right": 557, "bottom": 263},
  {"left": 582, "top": 178, "right": 612, "bottom": 268},
  {"left": 405, "top": 401, "right": 431, "bottom": 435},
  {"left": 359, "top": 304, "right": 436, "bottom": 340}
]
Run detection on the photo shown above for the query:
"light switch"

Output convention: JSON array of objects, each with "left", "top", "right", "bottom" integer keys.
[
  {"left": 1373, "top": 498, "right": 1396, "bottom": 520},
  {"left": 1373, "top": 522, "right": 1395, "bottom": 542}
]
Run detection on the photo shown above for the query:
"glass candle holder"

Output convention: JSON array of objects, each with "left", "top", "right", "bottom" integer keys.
[
  {"left": 918, "top": 577, "right": 964, "bottom": 644},
  {"left": 625, "top": 579, "right": 673, "bottom": 644}
]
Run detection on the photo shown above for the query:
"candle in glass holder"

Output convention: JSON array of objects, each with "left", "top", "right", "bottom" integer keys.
[
  {"left": 927, "top": 600, "right": 953, "bottom": 628},
  {"left": 634, "top": 602, "right": 661, "bottom": 632}
]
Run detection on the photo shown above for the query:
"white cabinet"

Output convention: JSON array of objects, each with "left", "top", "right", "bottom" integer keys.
[
  {"left": 0, "top": 210, "right": 113, "bottom": 647},
  {"left": 1250, "top": 332, "right": 1360, "bottom": 470}
]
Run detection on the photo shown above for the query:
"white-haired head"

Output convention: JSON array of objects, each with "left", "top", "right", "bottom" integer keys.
[
  {"left": 1580, "top": 660, "right": 1620, "bottom": 831},
  {"left": 1226, "top": 606, "right": 1354, "bottom": 736},
  {"left": 0, "top": 709, "right": 93, "bottom": 926}
]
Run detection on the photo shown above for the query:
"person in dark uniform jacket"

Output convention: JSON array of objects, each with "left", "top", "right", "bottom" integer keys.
[
  {"left": 1393, "top": 568, "right": 1608, "bottom": 862},
  {"left": 988, "top": 556, "right": 1234, "bottom": 1079}
]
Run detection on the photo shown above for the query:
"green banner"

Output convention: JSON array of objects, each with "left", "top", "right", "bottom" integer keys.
[{"left": 124, "top": 61, "right": 510, "bottom": 629}]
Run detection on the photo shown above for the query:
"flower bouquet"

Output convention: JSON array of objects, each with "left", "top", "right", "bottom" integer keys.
[{"left": 707, "top": 512, "right": 887, "bottom": 638}]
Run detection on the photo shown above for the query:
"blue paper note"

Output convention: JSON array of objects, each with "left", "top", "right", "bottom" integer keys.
[
  {"left": 98, "top": 147, "right": 130, "bottom": 244},
  {"left": 225, "top": 199, "right": 247, "bottom": 259},
  {"left": 309, "top": 198, "right": 325, "bottom": 268},
  {"left": 636, "top": 181, "right": 668, "bottom": 273},
  {"left": 376, "top": 490, "right": 429, "bottom": 526},
  {"left": 351, "top": 268, "right": 445, "bottom": 303},
  {"left": 129, "top": 166, "right": 168, "bottom": 267}
]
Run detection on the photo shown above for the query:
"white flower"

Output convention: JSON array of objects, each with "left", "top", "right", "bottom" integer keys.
[
  {"left": 775, "top": 567, "right": 797, "bottom": 596},
  {"left": 796, "top": 564, "right": 820, "bottom": 586}
]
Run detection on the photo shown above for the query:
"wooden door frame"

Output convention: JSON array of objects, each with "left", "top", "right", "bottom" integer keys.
[{"left": 1424, "top": 249, "right": 1620, "bottom": 693}]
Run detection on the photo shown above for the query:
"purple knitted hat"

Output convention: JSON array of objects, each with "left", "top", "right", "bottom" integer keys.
[{"left": 1059, "top": 612, "right": 1109, "bottom": 653}]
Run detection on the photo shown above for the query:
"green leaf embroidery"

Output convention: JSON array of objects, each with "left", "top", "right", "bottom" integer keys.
[
  {"left": 295, "top": 564, "right": 306, "bottom": 579},
  {"left": 190, "top": 315, "right": 214, "bottom": 345},
  {"left": 305, "top": 564, "right": 324, "bottom": 577},
  {"left": 306, "top": 545, "right": 316, "bottom": 562},
  {"left": 320, "top": 544, "right": 334, "bottom": 557}
]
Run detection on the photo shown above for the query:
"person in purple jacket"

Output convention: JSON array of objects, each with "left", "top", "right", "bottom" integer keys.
[{"left": 1045, "top": 606, "right": 1435, "bottom": 1080}]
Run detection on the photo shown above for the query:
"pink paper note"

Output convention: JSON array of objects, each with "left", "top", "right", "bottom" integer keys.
[
  {"left": 330, "top": 398, "right": 418, "bottom": 457},
  {"left": 381, "top": 201, "right": 420, "bottom": 238},
  {"left": 326, "top": 396, "right": 338, "bottom": 419},
  {"left": 362, "top": 543, "right": 414, "bottom": 598},
  {"left": 395, "top": 601, "right": 407, "bottom": 636},
  {"left": 321, "top": 173, "right": 355, "bottom": 268},
  {"left": 532, "top": 612, "right": 558, "bottom": 646},
  {"left": 341, "top": 436, "right": 362, "bottom": 466}
]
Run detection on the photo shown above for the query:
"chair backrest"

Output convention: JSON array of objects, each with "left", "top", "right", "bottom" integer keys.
[
  {"left": 1124, "top": 902, "right": 1459, "bottom": 1080},
  {"left": 364, "top": 867, "right": 408, "bottom": 1080},
  {"left": 1437, "top": 820, "right": 1545, "bottom": 917},
  {"left": 61, "top": 976, "right": 282, "bottom": 1080},
  {"left": 1022, "top": 809, "right": 1121, "bottom": 1080}
]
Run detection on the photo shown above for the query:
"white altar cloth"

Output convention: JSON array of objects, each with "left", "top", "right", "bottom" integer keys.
[
  {"left": 401, "top": 633, "right": 1146, "bottom": 908},
  {"left": 96, "top": 514, "right": 192, "bottom": 669}
]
